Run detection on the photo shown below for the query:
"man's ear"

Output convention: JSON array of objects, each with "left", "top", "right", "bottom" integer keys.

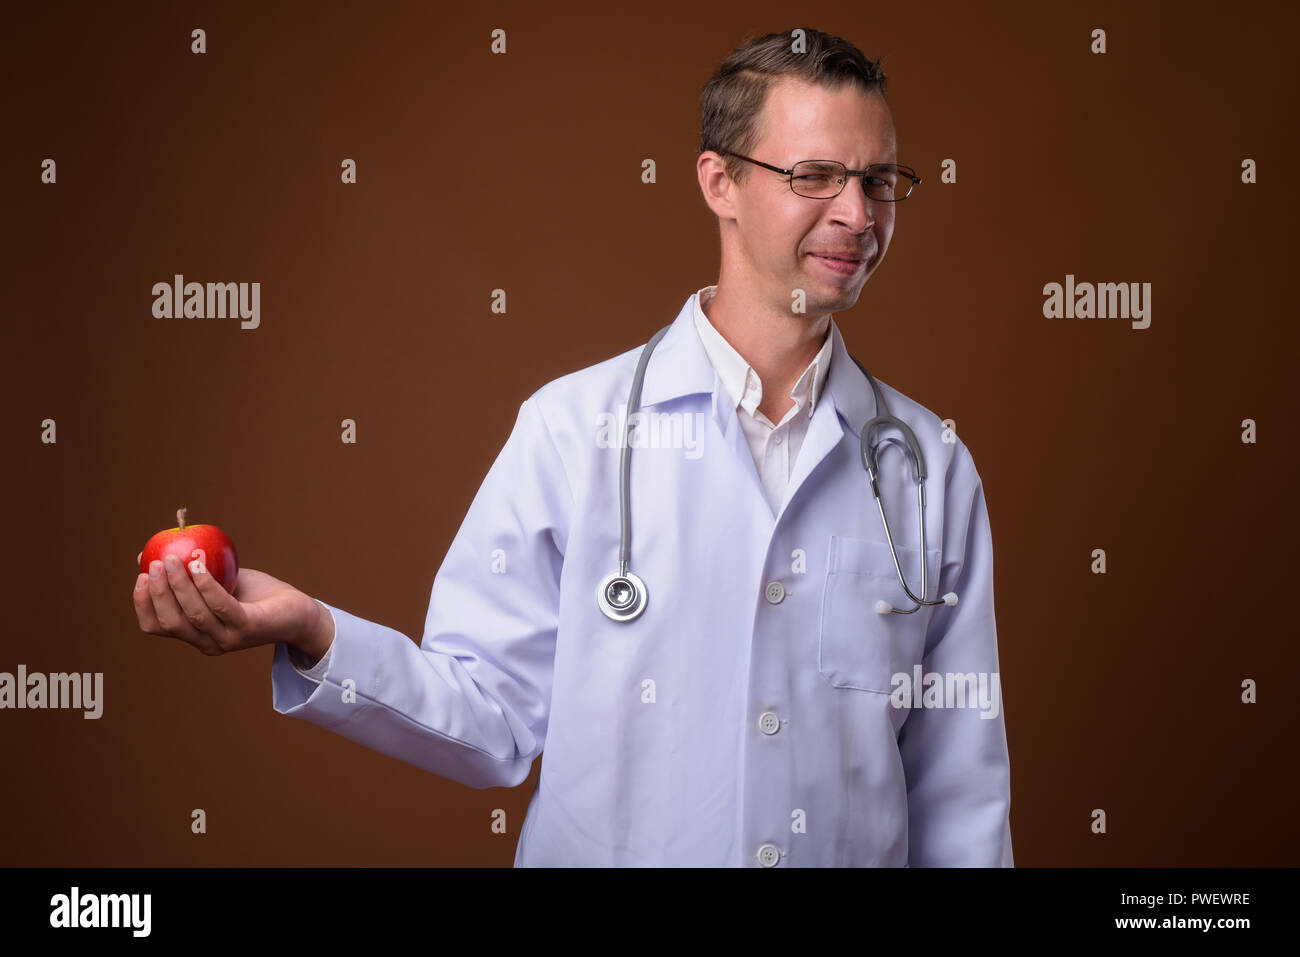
[{"left": 697, "top": 150, "right": 738, "bottom": 222}]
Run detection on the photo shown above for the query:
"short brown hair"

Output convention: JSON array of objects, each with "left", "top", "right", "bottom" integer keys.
[{"left": 699, "top": 28, "right": 890, "bottom": 186}]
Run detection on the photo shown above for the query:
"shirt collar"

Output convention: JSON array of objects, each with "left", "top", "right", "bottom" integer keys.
[
  {"left": 635, "top": 289, "right": 877, "bottom": 441},
  {"left": 691, "top": 284, "right": 833, "bottom": 420}
]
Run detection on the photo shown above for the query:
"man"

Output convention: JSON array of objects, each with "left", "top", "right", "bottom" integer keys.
[{"left": 133, "top": 28, "right": 1013, "bottom": 867}]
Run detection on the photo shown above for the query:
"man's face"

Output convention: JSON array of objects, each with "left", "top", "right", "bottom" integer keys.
[{"left": 709, "top": 76, "right": 899, "bottom": 316}]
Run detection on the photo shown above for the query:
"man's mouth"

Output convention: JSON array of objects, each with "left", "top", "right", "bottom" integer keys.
[{"left": 810, "top": 251, "right": 867, "bottom": 274}]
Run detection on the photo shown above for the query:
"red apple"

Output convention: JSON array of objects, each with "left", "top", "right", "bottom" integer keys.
[{"left": 140, "top": 507, "right": 239, "bottom": 593}]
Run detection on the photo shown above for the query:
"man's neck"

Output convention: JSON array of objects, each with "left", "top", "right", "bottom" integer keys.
[{"left": 704, "top": 283, "right": 831, "bottom": 424}]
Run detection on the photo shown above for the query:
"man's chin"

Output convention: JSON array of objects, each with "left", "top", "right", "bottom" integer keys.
[{"left": 801, "top": 278, "right": 862, "bottom": 313}]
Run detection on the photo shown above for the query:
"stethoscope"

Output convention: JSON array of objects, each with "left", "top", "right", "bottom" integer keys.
[{"left": 596, "top": 323, "right": 960, "bottom": 622}]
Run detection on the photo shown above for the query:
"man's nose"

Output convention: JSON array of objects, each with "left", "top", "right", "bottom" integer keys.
[{"left": 827, "top": 177, "right": 875, "bottom": 231}]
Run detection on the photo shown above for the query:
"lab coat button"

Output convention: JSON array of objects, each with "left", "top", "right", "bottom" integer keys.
[
  {"left": 772, "top": 433, "right": 783, "bottom": 445},
  {"left": 757, "top": 711, "right": 780, "bottom": 735},
  {"left": 764, "top": 581, "right": 785, "bottom": 604},
  {"left": 756, "top": 843, "right": 781, "bottom": 867}
]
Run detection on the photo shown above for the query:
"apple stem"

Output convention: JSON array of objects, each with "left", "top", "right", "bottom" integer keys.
[{"left": 177, "top": 507, "right": 186, "bottom": 531}]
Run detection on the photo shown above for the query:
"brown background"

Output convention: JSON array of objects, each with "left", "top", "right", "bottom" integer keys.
[{"left": 2, "top": 0, "right": 1297, "bottom": 866}]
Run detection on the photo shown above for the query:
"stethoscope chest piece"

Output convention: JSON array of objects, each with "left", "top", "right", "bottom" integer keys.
[{"left": 597, "top": 570, "right": 647, "bottom": 622}]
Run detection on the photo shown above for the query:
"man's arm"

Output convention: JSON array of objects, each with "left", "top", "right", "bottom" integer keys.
[
  {"left": 269, "top": 395, "right": 573, "bottom": 789},
  {"left": 897, "top": 441, "right": 1014, "bottom": 866}
]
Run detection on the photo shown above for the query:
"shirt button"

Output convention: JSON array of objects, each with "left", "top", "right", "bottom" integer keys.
[
  {"left": 756, "top": 843, "right": 781, "bottom": 867},
  {"left": 772, "top": 433, "right": 783, "bottom": 444},
  {"left": 757, "top": 711, "right": 781, "bottom": 735},
  {"left": 764, "top": 581, "right": 785, "bottom": 604}
]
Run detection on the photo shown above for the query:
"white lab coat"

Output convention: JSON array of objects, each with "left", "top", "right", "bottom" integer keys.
[{"left": 271, "top": 290, "right": 1014, "bottom": 867}]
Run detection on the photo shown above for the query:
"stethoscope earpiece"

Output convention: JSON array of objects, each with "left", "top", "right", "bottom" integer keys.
[{"left": 876, "top": 592, "right": 957, "bottom": 615}]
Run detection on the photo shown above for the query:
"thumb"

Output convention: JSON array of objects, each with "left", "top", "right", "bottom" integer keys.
[{"left": 136, "top": 551, "right": 142, "bottom": 565}]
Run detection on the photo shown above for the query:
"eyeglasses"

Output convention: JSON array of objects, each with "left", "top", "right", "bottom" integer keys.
[{"left": 723, "top": 152, "right": 921, "bottom": 202}]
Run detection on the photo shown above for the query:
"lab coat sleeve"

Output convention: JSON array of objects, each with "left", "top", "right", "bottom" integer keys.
[
  {"left": 897, "top": 441, "right": 1014, "bottom": 867},
  {"left": 269, "top": 395, "right": 571, "bottom": 789}
]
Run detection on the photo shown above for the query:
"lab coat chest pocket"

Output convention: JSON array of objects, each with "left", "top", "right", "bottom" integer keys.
[{"left": 818, "top": 535, "right": 936, "bottom": 693}]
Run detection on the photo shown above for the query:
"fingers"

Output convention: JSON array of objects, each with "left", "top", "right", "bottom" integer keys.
[
  {"left": 141, "top": 556, "right": 220, "bottom": 653},
  {"left": 181, "top": 554, "right": 246, "bottom": 632},
  {"left": 132, "top": 563, "right": 216, "bottom": 654},
  {"left": 133, "top": 547, "right": 254, "bottom": 655},
  {"left": 146, "top": 557, "right": 203, "bottom": 642},
  {"left": 133, "top": 571, "right": 160, "bottom": 632}
]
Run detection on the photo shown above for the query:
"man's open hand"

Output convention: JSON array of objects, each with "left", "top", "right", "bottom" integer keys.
[{"left": 132, "top": 552, "right": 323, "bottom": 657}]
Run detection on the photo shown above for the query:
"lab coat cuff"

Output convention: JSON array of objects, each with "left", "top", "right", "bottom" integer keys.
[{"left": 271, "top": 602, "right": 380, "bottom": 726}]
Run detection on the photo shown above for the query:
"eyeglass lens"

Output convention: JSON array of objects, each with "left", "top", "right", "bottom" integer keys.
[{"left": 790, "top": 161, "right": 911, "bottom": 201}]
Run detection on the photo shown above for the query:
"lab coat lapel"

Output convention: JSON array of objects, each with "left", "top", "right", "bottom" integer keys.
[
  {"left": 779, "top": 318, "right": 878, "bottom": 517},
  {"left": 636, "top": 295, "right": 716, "bottom": 409},
  {"left": 716, "top": 394, "right": 775, "bottom": 519},
  {"left": 636, "top": 292, "right": 776, "bottom": 519}
]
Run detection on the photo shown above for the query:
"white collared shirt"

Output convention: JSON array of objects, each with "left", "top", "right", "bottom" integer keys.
[{"left": 692, "top": 283, "right": 832, "bottom": 517}]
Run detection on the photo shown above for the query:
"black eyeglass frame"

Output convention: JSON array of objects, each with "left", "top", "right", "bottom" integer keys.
[{"left": 722, "top": 151, "right": 922, "bottom": 202}]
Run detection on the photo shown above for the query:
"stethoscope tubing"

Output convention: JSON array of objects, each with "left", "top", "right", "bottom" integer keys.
[
  {"left": 600, "top": 324, "right": 956, "bottom": 621},
  {"left": 618, "top": 324, "right": 671, "bottom": 577}
]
